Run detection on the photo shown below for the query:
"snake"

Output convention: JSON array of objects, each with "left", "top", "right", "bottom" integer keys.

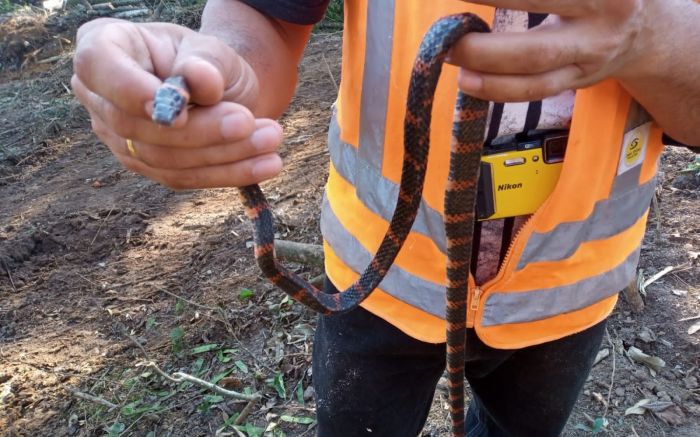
[{"left": 153, "top": 13, "right": 490, "bottom": 437}]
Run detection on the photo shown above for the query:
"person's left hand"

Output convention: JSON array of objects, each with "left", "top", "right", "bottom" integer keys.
[{"left": 449, "top": 0, "right": 653, "bottom": 102}]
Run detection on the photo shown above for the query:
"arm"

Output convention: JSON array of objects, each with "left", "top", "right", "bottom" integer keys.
[
  {"left": 198, "top": 0, "right": 313, "bottom": 117},
  {"left": 72, "top": 1, "right": 318, "bottom": 189},
  {"left": 615, "top": 2, "right": 700, "bottom": 146}
]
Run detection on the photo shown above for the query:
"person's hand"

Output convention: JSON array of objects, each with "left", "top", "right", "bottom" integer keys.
[
  {"left": 72, "top": 19, "right": 283, "bottom": 189},
  {"left": 449, "top": 0, "right": 655, "bottom": 102}
]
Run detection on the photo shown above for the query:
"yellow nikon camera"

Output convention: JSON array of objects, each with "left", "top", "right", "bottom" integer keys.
[{"left": 476, "top": 131, "right": 568, "bottom": 220}]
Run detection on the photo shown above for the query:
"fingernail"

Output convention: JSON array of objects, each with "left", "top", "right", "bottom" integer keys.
[
  {"left": 220, "top": 113, "right": 251, "bottom": 139},
  {"left": 252, "top": 155, "right": 282, "bottom": 179},
  {"left": 459, "top": 70, "right": 483, "bottom": 92},
  {"left": 250, "top": 125, "right": 282, "bottom": 151}
]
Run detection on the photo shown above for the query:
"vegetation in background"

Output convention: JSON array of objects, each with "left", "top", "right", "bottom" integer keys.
[{"left": 316, "top": 0, "right": 343, "bottom": 32}]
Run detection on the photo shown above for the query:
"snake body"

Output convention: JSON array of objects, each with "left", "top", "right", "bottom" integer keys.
[{"left": 154, "top": 13, "right": 490, "bottom": 436}]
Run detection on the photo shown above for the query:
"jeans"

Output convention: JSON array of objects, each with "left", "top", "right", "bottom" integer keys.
[{"left": 312, "top": 282, "right": 606, "bottom": 437}]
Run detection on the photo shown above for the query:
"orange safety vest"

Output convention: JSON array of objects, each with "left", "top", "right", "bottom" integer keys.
[{"left": 321, "top": 0, "right": 664, "bottom": 348}]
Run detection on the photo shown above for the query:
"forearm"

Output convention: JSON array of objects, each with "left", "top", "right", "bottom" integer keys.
[
  {"left": 200, "top": 0, "right": 312, "bottom": 117},
  {"left": 616, "top": 1, "right": 700, "bottom": 146}
]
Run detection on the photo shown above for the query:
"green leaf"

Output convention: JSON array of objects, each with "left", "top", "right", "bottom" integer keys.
[
  {"left": 296, "top": 383, "right": 305, "bottom": 405},
  {"left": 211, "top": 368, "right": 234, "bottom": 384},
  {"left": 175, "top": 298, "right": 186, "bottom": 314},
  {"left": 191, "top": 343, "right": 220, "bottom": 354},
  {"left": 590, "top": 417, "right": 608, "bottom": 434},
  {"left": 106, "top": 422, "right": 126, "bottom": 437},
  {"left": 245, "top": 422, "right": 264, "bottom": 437},
  {"left": 268, "top": 373, "right": 286, "bottom": 399},
  {"left": 219, "top": 413, "right": 239, "bottom": 431},
  {"left": 217, "top": 348, "right": 237, "bottom": 363},
  {"left": 280, "top": 415, "right": 314, "bottom": 425},
  {"left": 234, "top": 360, "right": 249, "bottom": 374},
  {"left": 239, "top": 288, "right": 254, "bottom": 300},
  {"left": 574, "top": 423, "right": 593, "bottom": 433},
  {"left": 146, "top": 316, "right": 156, "bottom": 330},
  {"left": 233, "top": 422, "right": 264, "bottom": 437},
  {"left": 573, "top": 417, "right": 608, "bottom": 435},
  {"left": 121, "top": 401, "right": 140, "bottom": 416},
  {"left": 170, "top": 326, "right": 185, "bottom": 354},
  {"left": 192, "top": 357, "right": 205, "bottom": 375},
  {"left": 204, "top": 395, "right": 225, "bottom": 403},
  {"left": 272, "top": 429, "right": 288, "bottom": 437}
]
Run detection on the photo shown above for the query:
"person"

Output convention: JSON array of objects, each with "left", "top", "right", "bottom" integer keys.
[{"left": 72, "top": 1, "right": 700, "bottom": 435}]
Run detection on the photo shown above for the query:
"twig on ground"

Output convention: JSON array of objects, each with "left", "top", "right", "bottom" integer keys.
[
  {"left": 156, "top": 286, "right": 220, "bottom": 312},
  {"left": 2, "top": 259, "right": 17, "bottom": 292},
  {"left": 321, "top": 52, "right": 338, "bottom": 92},
  {"left": 65, "top": 386, "right": 118, "bottom": 410},
  {"left": 110, "top": 270, "right": 170, "bottom": 289},
  {"left": 679, "top": 314, "right": 700, "bottom": 322},
  {"left": 145, "top": 362, "right": 261, "bottom": 402},
  {"left": 642, "top": 265, "right": 677, "bottom": 289},
  {"left": 233, "top": 398, "right": 257, "bottom": 425},
  {"left": 651, "top": 193, "right": 662, "bottom": 239},
  {"left": 603, "top": 328, "right": 616, "bottom": 419},
  {"left": 90, "top": 206, "right": 114, "bottom": 246},
  {"left": 630, "top": 424, "right": 640, "bottom": 437}
]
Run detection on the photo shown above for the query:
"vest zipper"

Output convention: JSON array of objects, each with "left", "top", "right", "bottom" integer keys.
[
  {"left": 467, "top": 192, "right": 556, "bottom": 328},
  {"left": 466, "top": 286, "right": 482, "bottom": 328}
]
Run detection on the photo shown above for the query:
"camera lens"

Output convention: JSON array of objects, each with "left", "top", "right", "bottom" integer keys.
[{"left": 544, "top": 135, "right": 568, "bottom": 163}]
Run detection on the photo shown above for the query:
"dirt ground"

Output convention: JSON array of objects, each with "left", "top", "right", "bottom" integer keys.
[{"left": 1, "top": 5, "right": 699, "bottom": 437}]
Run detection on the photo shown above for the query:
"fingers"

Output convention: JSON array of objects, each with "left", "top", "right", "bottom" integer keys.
[
  {"left": 450, "top": 25, "right": 583, "bottom": 76},
  {"left": 73, "top": 20, "right": 258, "bottom": 118},
  {"left": 448, "top": 2, "right": 641, "bottom": 101},
  {"left": 123, "top": 149, "right": 283, "bottom": 190},
  {"left": 73, "top": 20, "right": 164, "bottom": 118},
  {"left": 92, "top": 117, "right": 284, "bottom": 189},
  {"left": 457, "top": 65, "right": 587, "bottom": 102},
  {"left": 72, "top": 75, "right": 259, "bottom": 147}
]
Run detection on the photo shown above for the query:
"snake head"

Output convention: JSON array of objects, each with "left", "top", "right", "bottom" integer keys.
[{"left": 152, "top": 76, "right": 190, "bottom": 126}]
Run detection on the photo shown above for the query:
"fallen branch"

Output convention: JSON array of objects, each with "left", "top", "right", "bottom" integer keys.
[
  {"left": 233, "top": 396, "right": 257, "bottom": 425},
  {"left": 91, "top": 0, "right": 145, "bottom": 8},
  {"left": 112, "top": 8, "right": 150, "bottom": 19},
  {"left": 144, "top": 362, "right": 261, "bottom": 402},
  {"left": 65, "top": 387, "right": 117, "bottom": 410},
  {"left": 122, "top": 328, "right": 261, "bottom": 403},
  {"left": 247, "top": 239, "right": 324, "bottom": 268},
  {"left": 642, "top": 265, "right": 676, "bottom": 289},
  {"left": 679, "top": 314, "right": 700, "bottom": 322}
]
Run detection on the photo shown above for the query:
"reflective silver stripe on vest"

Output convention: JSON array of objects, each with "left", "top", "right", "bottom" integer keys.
[
  {"left": 358, "top": 0, "right": 395, "bottom": 169},
  {"left": 515, "top": 167, "right": 655, "bottom": 270},
  {"left": 482, "top": 247, "right": 640, "bottom": 326},
  {"left": 320, "top": 195, "right": 447, "bottom": 318},
  {"left": 328, "top": 114, "right": 449, "bottom": 253}
]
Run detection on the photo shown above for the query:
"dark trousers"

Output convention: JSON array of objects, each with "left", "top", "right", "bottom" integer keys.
[{"left": 312, "top": 283, "right": 606, "bottom": 437}]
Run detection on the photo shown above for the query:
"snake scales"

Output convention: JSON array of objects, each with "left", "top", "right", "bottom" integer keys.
[{"left": 153, "top": 13, "right": 490, "bottom": 436}]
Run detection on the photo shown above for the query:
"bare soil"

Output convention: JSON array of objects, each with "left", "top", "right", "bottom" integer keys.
[{"left": 1, "top": 6, "right": 699, "bottom": 437}]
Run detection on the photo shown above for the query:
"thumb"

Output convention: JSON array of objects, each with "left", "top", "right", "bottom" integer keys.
[{"left": 170, "top": 33, "right": 259, "bottom": 109}]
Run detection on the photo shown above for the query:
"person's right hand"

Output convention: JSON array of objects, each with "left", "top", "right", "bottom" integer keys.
[{"left": 72, "top": 18, "right": 284, "bottom": 189}]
